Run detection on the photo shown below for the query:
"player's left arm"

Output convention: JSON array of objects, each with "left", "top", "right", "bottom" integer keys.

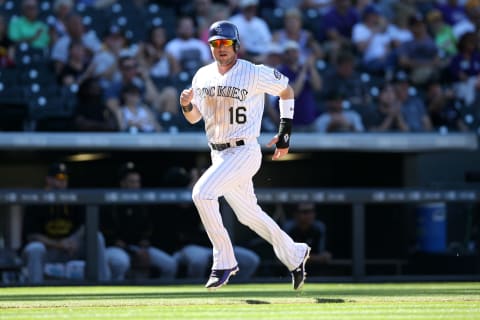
[
  {"left": 180, "top": 88, "right": 202, "bottom": 124},
  {"left": 267, "top": 84, "right": 294, "bottom": 160}
]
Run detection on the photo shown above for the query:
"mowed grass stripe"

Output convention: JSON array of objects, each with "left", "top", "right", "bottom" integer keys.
[
  {"left": 1, "top": 303, "right": 478, "bottom": 320},
  {"left": 0, "top": 283, "right": 479, "bottom": 320}
]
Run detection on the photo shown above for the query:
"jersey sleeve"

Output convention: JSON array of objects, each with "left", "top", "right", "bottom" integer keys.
[{"left": 256, "top": 64, "right": 289, "bottom": 97}]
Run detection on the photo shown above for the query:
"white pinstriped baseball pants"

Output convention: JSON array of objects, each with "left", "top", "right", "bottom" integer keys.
[{"left": 192, "top": 140, "right": 308, "bottom": 271}]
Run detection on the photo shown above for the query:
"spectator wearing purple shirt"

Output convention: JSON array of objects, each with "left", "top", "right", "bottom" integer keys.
[
  {"left": 435, "top": 0, "right": 467, "bottom": 26},
  {"left": 320, "top": 0, "right": 359, "bottom": 63},
  {"left": 276, "top": 40, "right": 322, "bottom": 131},
  {"left": 448, "top": 31, "right": 480, "bottom": 106},
  {"left": 397, "top": 14, "right": 443, "bottom": 86}
]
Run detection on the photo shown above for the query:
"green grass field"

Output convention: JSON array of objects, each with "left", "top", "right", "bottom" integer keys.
[{"left": 1, "top": 282, "right": 479, "bottom": 319}]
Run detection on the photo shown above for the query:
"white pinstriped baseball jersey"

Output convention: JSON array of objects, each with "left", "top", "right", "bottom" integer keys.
[
  {"left": 188, "top": 56, "right": 310, "bottom": 280},
  {"left": 191, "top": 59, "right": 289, "bottom": 144}
]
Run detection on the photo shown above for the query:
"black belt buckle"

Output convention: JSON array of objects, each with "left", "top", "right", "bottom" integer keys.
[{"left": 211, "top": 140, "right": 245, "bottom": 151}]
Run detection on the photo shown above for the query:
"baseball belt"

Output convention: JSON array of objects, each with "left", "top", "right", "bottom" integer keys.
[{"left": 210, "top": 140, "right": 245, "bottom": 151}]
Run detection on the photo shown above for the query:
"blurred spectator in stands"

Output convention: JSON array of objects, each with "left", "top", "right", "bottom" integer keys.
[
  {"left": 397, "top": 14, "right": 443, "bottom": 87},
  {"left": 320, "top": 0, "right": 359, "bottom": 64},
  {"left": 165, "top": 16, "right": 211, "bottom": 77},
  {"left": 118, "top": 83, "right": 162, "bottom": 133},
  {"left": 51, "top": 13, "right": 102, "bottom": 75},
  {"left": 390, "top": 0, "right": 417, "bottom": 24},
  {"left": 229, "top": 0, "right": 273, "bottom": 63},
  {"left": 101, "top": 162, "right": 177, "bottom": 281},
  {"left": 272, "top": 8, "right": 323, "bottom": 64},
  {"left": 452, "top": 0, "right": 480, "bottom": 40},
  {"left": 91, "top": 25, "right": 131, "bottom": 85},
  {"left": 77, "top": 0, "right": 115, "bottom": 9},
  {"left": 264, "top": 42, "right": 284, "bottom": 69},
  {"left": 300, "top": 0, "right": 333, "bottom": 13},
  {"left": 276, "top": 40, "right": 322, "bottom": 131},
  {"left": 74, "top": 77, "right": 121, "bottom": 131},
  {"left": 137, "top": 25, "right": 202, "bottom": 133},
  {"left": 322, "top": 51, "right": 370, "bottom": 115},
  {"left": 262, "top": 42, "right": 285, "bottom": 132},
  {"left": 137, "top": 25, "right": 180, "bottom": 80},
  {"left": 158, "top": 166, "right": 260, "bottom": 281},
  {"left": 367, "top": 82, "right": 409, "bottom": 132},
  {"left": 435, "top": 0, "right": 466, "bottom": 26},
  {"left": 354, "top": 0, "right": 374, "bottom": 14},
  {"left": 283, "top": 203, "right": 332, "bottom": 273},
  {"left": 8, "top": 0, "right": 50, "bottom": 50},
  {"left": 313, "top": 88, "right": 364, "bottom": 132},
  {"left": 104, "top": 55, "right": 177, "bottom": 121},
  {"left": 386, "top": 10, "right": 414, "bottom": 49},
  {"left": 182, "top": 0, "right": 216, "bottom": 41},
  {"left": 48, "top": 0, "right": 74, "bottom": 45},
  {"left": 0, "top": 14, "right": 15, "bottom": 68},
  {"left": 393, "top": 72, "right": 433, "bottom": 132},
  {"left": 426, "top": 8, "right": 457, "bottom": 58},
  {"left": 426, "top": 80, "right": 469, "bottom": 132},
  {"left": 448, "top": 31, "right": 480, "bottom": 106},
  {"left": 352, "top": 4, "right": 396, "bottom": 75},
  {"left": 58, "top": 40, "right": 96, "bottom": 86},
  {"left": 22, "top": 162, "right": 110, "bottom": 283},
  {"left": 196, "top": 2, "right": 232, "bottom": 44}
]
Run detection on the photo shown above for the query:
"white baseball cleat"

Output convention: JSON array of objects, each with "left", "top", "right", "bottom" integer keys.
[{"left": 205, "top": 265, "right": 239, "bottom": 290}]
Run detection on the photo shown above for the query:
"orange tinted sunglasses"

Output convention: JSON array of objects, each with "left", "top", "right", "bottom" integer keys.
[{"left": 209, "top": 39, "right": 235, "bottom": 48}]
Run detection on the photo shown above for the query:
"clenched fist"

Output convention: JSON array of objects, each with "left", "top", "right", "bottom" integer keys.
[{"left": 180, "top": 88, "right": 194, "bottom": 107}]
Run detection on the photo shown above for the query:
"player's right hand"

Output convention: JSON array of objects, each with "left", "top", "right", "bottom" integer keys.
[{"left": 180, "top": 88, "right": 194, "bottom": 107}]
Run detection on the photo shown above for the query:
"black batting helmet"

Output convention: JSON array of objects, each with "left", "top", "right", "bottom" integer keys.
[{"left": 208, "top": 20, "right": 240, "bottom": 50}]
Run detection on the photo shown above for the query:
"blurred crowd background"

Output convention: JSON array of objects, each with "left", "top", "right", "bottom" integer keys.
[{"left": 0, "top": 0, "right": 479, "bottom": 134}]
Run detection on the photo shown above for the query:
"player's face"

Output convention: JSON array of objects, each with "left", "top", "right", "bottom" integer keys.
[
  {"left": 121, "top": 172, "right": 141, "bottom": 189},
  {"left": 209, "top": 39, "right": 237, "bottom": 68}
]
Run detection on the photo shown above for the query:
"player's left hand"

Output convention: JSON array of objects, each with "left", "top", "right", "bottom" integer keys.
[{"left": 267, "top": 136, "right": 289, "bottom": 160}]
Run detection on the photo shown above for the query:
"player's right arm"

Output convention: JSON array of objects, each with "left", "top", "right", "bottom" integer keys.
[{"left": 179, "top": 88, "right": 202, "bottom": 124}]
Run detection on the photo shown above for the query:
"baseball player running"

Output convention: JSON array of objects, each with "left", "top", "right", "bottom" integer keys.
[{"left": 179, "top": 20, "right": 310, "bottom": 290}]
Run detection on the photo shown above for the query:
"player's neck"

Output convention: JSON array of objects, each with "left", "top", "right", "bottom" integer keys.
[{"left": 216, "top": 58, "right": 238, "bottom": 75}]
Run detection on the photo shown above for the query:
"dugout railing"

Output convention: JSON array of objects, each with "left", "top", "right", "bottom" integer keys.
[{"left": 1, "top": 187, "right": 479, "bottom": 283}]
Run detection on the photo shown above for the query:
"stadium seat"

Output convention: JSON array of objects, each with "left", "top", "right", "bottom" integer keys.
[
  {"left": 0, "top": 68, "right": 20, "bottom": 86},
  {"left": 151, "top": 75, "right": 171, "bottom": 91},
  {"left": 0, "top": 0, "right": 20, "bottom": 19},
  {"left": 27, "top": 88, "right": 77, "bottom": 131},
  {"left": 143, "top": 4, "right": 177, "bottom": 41},
  {"left": 23, "top": 83, "right": 76, "bottom": 131},
  {"left": 260, "top": 7, "right": 284, "bottom": 31},
  {"left": 75, "top": 4, "right": 109, "bottom": 37},
  {"left": 171, "top": 72, "right": 192, "bottom": 92},
  {"left": 302, "top": 9, "right": 321, "bottom": 34},
  {"left": 38, "top": 0, "right": 54, "bottom": 21},
  {"left": 0, "top": 81, "right": 28, "bottom": 131},
  {"left": 19, "top": 65, "right": 56, "bottom": 86},
  {"left": 14, "top": 43, "right": 49, "bottom": 66}
]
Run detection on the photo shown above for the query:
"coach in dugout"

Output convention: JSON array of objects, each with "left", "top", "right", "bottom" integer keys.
[{"left": 21, "top": 162, "right": 110, "bottom": 283}]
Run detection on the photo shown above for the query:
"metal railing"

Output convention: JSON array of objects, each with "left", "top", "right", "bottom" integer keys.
[{"left": 2, "top": 187, "right": 479, "bottom": 282}]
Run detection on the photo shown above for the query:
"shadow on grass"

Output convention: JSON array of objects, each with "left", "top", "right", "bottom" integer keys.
[
  {"left": 245, "top": 299, "right": 271, "bottom": 304},
  {"left": 316, "top": 298, "right": 346, "bottom": 303}
]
